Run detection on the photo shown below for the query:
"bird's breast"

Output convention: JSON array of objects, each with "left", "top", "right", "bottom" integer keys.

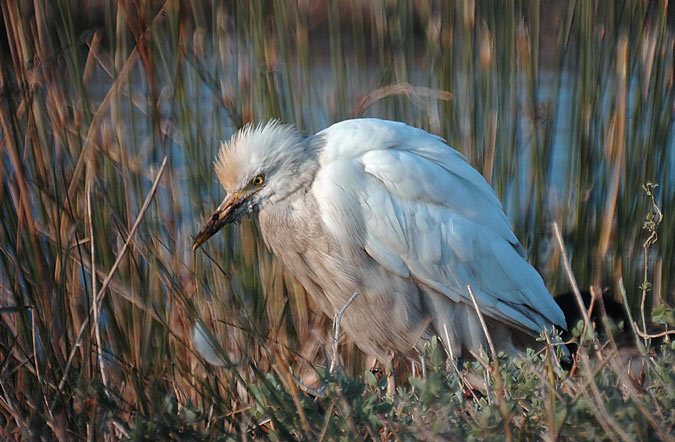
[
  {"left": 257, "top": 196, "right": 343, "bottom": 312},
  {"left": 256, "top": 196, "right": 429, "bottom": 363}
]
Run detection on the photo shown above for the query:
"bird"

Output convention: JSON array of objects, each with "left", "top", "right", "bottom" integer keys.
[{"left": 193, "top": 118, "right": 567, "bottom": 368}]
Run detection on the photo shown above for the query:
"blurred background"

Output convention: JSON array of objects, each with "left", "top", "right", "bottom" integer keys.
[{"left": 0, "top": 0, "right": 673, "bottom": 438}]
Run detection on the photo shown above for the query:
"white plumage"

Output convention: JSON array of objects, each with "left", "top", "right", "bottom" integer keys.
[{"left": 194, "top": 118, "right": 566, "bottom": 365}]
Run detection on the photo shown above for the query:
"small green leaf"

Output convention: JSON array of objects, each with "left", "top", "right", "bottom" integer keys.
[
  {"left": 365, "top": 370, "right": 378, "bottom": 388},
  {"left": 409, "top": 376, "right": 426, "bottom": 391}
]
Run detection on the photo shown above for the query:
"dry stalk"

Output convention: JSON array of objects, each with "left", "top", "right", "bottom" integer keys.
[
  {"left": 273, "top": 352, "right": 311, "bottom": 436},
  {"left": 596, "top": 36, "right": 627, "bottom": 282},
  {"left": 597, "top": 298, "right": 674, "bottom": 442},
  {"left": 467, "top": 285, "right": 512, "bottom": 442},
  {"left": 553, "top": 222, "right": 597, "bottom": 346},
  {"left": 484, "top": 110, "right": 498, "bottom": 186},
  {"left": 467, "top": 285, "right": 497, "bottom": 360},
  {"left": 86, "top": 159, "right": 109, "bottom": 394},
  {"left": 578, "top": 352, "right": 633, "bottom": 442},
  {"left": 443, "top": 323, "right": 481, "bottom": 403},
  {"left": 352, "top": 82, "right": 452, "bottom": 118},
  {"left": 543, "top": 331, "right": 559, "bottom": 440},
  {"left": 567, "top": 355, "right": 612, "bottom": 402},
  {"left": 317, "top": 399, "right": 336, "bottom": 442},
  {"left": 28, "top": 306, "right": 59, "bottom": 436},
  {"left": 63, "top": 0, "right": 170, "bottom": 203},
  {"left": 616, "top": 278, "right": 644, "bottom": 351},
  {"left": 55, "top": 157, "right": 167, "bottom": 400},
  {"left": 634, "top": 326, "right": 675, "bottom": 340},
  {"left": 0, "top": 379, "right": 28, "bottom": 434}
]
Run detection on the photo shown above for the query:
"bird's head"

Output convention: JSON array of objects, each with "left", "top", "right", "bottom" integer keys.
[{"left": 193, "top": 121, "right": 313, "bottom": 251}]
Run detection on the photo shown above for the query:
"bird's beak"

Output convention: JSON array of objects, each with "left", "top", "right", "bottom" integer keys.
[{"left": 193, "top": 192, "right": 243, "bottom": 251}]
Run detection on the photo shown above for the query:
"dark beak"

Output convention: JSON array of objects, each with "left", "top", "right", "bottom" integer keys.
[{"left": 193, "top": 193, "right": 243, "bottom": 251}]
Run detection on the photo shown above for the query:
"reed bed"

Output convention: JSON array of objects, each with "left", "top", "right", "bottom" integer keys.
[{"left": 0, "top": 0, "right": 673, "bottom": 439}]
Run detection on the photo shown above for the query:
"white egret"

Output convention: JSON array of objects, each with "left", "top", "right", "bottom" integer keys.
[{"left": 194, "top": 119, "right": 566, "bottom": 367}]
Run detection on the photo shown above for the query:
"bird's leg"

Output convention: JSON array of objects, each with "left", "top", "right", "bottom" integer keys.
[
  {"left": 456, "top": 355, "right": 464, "bottom": 371},
  {"left": 386, "top": 370, "right": 395, "bottom": 396},
  {"left": 444, "top": 340, "right": 481, "bottom": 401},
  {"left": 328, "top": 313, "right": 340, "bottom": 375},
  {"left": 329, "top": 292, "right": 360, "bottom": 375}
]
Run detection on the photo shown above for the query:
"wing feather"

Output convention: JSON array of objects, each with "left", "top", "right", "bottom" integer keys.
[{"left": 313, "top": 119, "right": 566, "bottom": 333}]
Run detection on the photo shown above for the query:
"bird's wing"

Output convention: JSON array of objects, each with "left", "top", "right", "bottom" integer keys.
[{"left": 313, "top": 119, "right": 566, "bottom": 333}]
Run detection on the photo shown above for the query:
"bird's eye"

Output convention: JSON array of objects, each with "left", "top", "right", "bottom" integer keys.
[{"left": 251, "top": 174, "right": 265, "bottom": 186}]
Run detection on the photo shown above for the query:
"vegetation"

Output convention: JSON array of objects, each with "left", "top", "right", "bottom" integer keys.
[{"left": 0, "top": 0, "right": 673, "bottom": 439}]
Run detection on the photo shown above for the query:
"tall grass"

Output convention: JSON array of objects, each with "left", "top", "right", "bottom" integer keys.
[{"left": 0, "top": 0, "right": 673, "bottom": 438}]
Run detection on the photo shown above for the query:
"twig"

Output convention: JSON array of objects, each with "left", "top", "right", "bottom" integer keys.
[
  {"left": 467, "top": 285, "right": 512, "bottom": 441},
  {"left": 317, "top": 399, "right": 336, "bottom": 442},
  {"left": 543, "top": 330, "right": 561, "bottom": 441},
  {"left": 616, "top": 278, "right": 644, "bottom": 351},
  {"left": 598, "top": 299, "right": 674, "bottom": 442},
  {"left": 528, "top": 363, "right": 566, "bottom": 403},
  {"left": 0, "top": 379, "right": 28, "bottom": 433},
  {"left": 273, "top": 352, "right": 311, "bottom": 436},
  {"left": 468, "top": 349, "right": 491, "bottom": 372},
  {"left": 55, "top": 157, "right": 167, "bottom": 400},
  {"left": 607, "top": 351, "right": 674, "bottom": 442},
  {"left": 578, "top": 352, "right": 633, "bottom": 442},
  {"left": 330, "top": 292, "right": 360, "bottom": 374},
  {"left": 444, "top": 323, "right": 481, "bottom": 403},
  {"left": 634, "top": 325, "right": 675, "bottom": 340},
  {"left": 30, "top": 308, "right": 55, "bottom": 426},
  {"left": 567, "top": 356, "right": 613, "bottom": 402},
  {"left": 467, "top": 285, "right": 496, "bottom": 360},
  {"left": 222, "top": 406, "right": 252, "bottom": 418},
  {"left": 553, "top": 222, "right": 595, "bottom": 345},
  {"left": 580, "top": 352, "right": 632, "bottom": 441}
]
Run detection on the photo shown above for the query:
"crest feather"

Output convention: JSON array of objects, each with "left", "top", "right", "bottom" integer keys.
[{"left": 214, "top": 120, "right": 301, "bottom": 191}]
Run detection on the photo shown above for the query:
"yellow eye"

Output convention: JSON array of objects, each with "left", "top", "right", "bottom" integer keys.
[{"left": 251, "top": 175, "right": 265, "bottom": 186}]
